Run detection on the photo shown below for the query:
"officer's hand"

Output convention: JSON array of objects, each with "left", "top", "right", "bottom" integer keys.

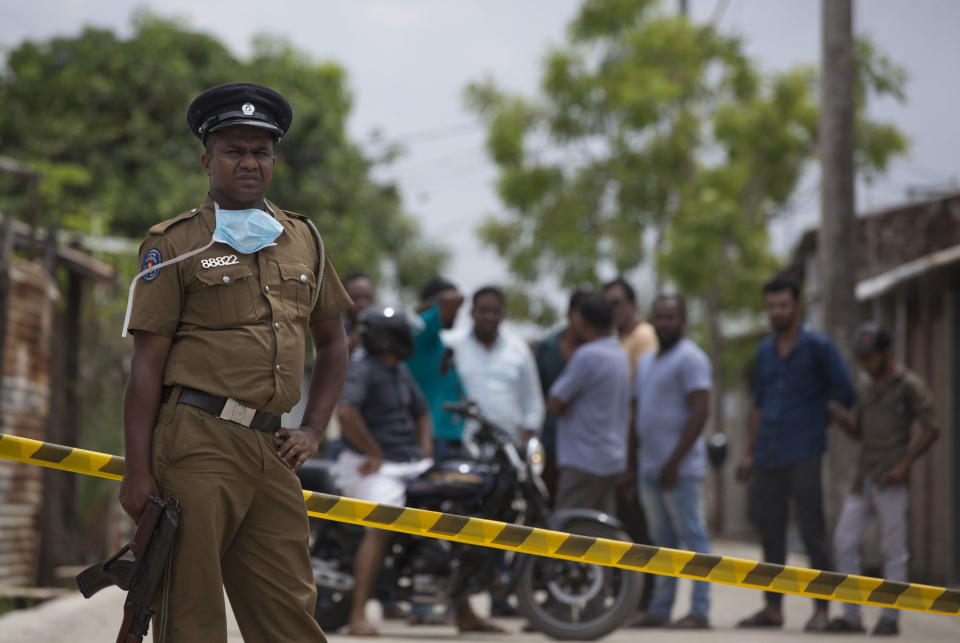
[
  {"left": 119, "top": 472, "right": 160, "bottom": 523},
  {"left": 275, "top": 427, "right": 322, "bottom": 471}
]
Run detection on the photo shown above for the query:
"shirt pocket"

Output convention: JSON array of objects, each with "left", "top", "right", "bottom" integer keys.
[
  {"left": 278, "top": 261, "right": 316, "bottom": 322},
  {"left": 184, "top": 264, "right": 258, "bottom": 328}
]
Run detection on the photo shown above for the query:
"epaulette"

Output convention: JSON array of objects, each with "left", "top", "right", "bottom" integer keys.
[{"left": 147, "top": 208, "right": 201, "bottom": 235}]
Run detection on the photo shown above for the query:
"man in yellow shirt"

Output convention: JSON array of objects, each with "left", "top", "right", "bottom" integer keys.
[
  {"left": 603, "top": 276, "right": 657, "bottom": 623},
  {"left": 603, "top": 277, "right": 657, "bottom": 376}
]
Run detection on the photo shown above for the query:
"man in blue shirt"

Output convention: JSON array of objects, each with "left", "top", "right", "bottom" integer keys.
[
  {"left": 407, "top": 277, "right": 467, "bottom": 462},
  {"left": 534, "top": 289, "right": 588, "bottom": 498},
  {"left": 736, "top": 276, "right": 854, "bottom": 632}
]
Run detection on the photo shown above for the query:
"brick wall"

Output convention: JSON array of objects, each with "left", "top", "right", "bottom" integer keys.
[
  {"left": 857, "top": 194, "right": 960, "bottom": 278},
  {"left": 0, "top": 258, "right": 56, "bottom": 585}
]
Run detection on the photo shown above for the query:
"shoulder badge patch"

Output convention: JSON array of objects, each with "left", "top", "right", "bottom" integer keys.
[{"left": 141, "top": 248, "right": 162, "bottom": 282}]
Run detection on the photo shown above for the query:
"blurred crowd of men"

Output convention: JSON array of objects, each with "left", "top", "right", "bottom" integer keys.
[{"left": 331, "top": 272, "right": 939, "bottom": 637}]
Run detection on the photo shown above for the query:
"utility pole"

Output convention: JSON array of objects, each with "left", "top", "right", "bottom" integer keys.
[{"left": 819, "top": 0, "right": 858, "bottom": 526}]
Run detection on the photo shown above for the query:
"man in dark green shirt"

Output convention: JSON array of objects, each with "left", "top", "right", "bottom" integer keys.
[{"left": 827, "top": 323, "right": 939, "bottom": 636}]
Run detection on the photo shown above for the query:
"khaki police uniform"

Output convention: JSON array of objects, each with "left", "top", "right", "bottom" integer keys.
[{"left": 129, "top": 193, "right": 351, "bottom": 642}]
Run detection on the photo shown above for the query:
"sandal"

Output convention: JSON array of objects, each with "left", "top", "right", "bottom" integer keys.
[
  {"left": 670, "top": 614, "right": 710, "bottom": 629},
  {"left": 804, "top": 611, "right": 830, "bottom": 632},
  {"left": 408, "top": 613, "right": 454, "bottom": 626},
  {"left": 826, "top": 617, "right": 866, "bottom": 633},
  {"left": 628, "top": 611, "right": 667, "bottom": 628},
  {"left": 737, "top": 608, "right": 783, "bottom": 628},
  {"left": 346, "top": 622, "right": 380, "bottom": 637}
]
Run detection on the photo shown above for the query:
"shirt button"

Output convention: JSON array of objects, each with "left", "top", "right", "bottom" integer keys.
[
  {"left": 299, "top": 274, "right": 308, "bottom": 283},
  {"left": 221, "top": 275, "right": 231, "bottom": 284},
  {"left": 274, "top": 322, "right": 280, "bottom": 330},
  {"left": 264, "top": 285, "right": 271, "bottom": 292}
]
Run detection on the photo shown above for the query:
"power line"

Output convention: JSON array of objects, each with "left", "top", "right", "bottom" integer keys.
[
  {"left": 402, "top": 167, "right": 497, "bottom": 194},
  {"left": 391, "top": 143, "right": 487, "bottom": 175},
  {"left": 385, "top": 122, "right": 483, "bottom": 146},
  {"left": 897, "top": 161, "right": 957, "bottom": 184}
]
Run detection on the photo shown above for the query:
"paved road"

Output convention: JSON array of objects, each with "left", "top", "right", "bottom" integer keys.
[{"left": 0, "top": 540, "right": 956, "bottom": 642}]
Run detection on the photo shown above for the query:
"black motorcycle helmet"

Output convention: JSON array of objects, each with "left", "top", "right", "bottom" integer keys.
[{"left": 356, "top": 305, "right": 415, "bottom": 360}]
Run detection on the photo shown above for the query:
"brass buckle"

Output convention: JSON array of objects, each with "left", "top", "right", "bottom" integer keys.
[{"left": 219, "top": 398, "right": 257, "bottom": 427}]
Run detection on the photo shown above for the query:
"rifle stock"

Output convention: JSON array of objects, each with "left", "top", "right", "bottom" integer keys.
[
  {"left": 75, "top": 558, "right": 134, "bottom": 598},
  {"left": 76, "top": 496, "right": 180, "bottom": 643}
]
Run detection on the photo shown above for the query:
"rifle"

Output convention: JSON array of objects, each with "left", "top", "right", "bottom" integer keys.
[{"left": 76, "top": 496, "right": 181, "bottom": 642}]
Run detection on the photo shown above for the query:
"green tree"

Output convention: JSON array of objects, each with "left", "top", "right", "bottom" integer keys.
[
  {"left": 0, "top": 11, "right": 446, "bottom": 289},
  {"left": 466, "top": 0, "right": 906, "bottom": 430},
  {"left": 0, "top": 14, "right": 448, "bottom": 569}
]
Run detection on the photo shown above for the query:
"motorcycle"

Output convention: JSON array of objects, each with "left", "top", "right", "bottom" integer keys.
[{"left": 297, "top": 400, "right": 642, "bottom": 640}]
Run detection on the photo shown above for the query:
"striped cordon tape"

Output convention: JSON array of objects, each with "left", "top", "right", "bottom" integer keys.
[{"left": 1, "top": 432, "right": 957, "bottom": 616}]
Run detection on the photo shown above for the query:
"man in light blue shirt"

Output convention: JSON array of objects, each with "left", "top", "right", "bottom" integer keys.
[
  {"left": 547, "top": 292, "right": 630, "bottom": 514},
  {"left": 633, "top": 295, "right": 712, "bottom": 630}
]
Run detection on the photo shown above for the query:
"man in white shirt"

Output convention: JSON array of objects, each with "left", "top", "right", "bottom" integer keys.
[
  {"left": 450, "top": 286, "right": 545, "bottom": 445},
  {"left": 450, "top": 285, "right": 544, "bottom": 619}
]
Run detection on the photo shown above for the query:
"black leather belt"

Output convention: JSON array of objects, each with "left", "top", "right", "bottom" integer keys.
[{"left": 162, "top": 386, "right": 281, "bottom": 433}]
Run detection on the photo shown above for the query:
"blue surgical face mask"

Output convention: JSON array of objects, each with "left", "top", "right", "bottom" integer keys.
[
  {"left": 212, "top": 206, "right": 285, "bottom": 254},
  {"left": 121, "top": 203, "right": 285, "bottom": 336}
]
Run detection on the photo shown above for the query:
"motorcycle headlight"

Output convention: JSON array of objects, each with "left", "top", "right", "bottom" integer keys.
[{"left": 525, "top": 436, "right": 546, "bottom": 477}]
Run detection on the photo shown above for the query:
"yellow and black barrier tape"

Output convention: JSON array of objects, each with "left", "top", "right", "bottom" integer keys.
[{"left": 2, "top": 432, "right": 958, "bottom": 617}]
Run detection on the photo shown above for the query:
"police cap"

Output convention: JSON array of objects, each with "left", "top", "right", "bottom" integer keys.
[{"left": 186, "top": 82, "right": 293, "bottom": 141}]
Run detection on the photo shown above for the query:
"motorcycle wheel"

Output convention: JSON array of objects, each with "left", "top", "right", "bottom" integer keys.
[
  {"left": 516, "top": 519, "right": 642, "bottom": 640},
  {"left": 314, "top": 587, "right": 351, "bottom": 633}
]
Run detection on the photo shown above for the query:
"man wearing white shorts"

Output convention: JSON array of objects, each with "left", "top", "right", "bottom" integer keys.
[
  {"left": 335, "top": 307, "right": 434, "bottom": 636},
  {"left": 336, "top": 449, "right": 431, "bottom": 508}
]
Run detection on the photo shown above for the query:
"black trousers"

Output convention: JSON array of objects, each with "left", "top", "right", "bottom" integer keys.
[{"left": 754, "top": 454, "right": 832, "bottom": 609}]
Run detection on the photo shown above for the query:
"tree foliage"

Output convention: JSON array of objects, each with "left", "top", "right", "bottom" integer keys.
[
  {"left": 0, "top": 14, "right": 451, "bottom": 567},
  {"left": 0, "top": 12, "right": 446, "bottom": 291},
  {"left": 465, "top": 0, "right": 906, "bottom": 328}
]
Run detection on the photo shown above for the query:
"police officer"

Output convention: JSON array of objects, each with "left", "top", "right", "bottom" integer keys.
[{"left": 119, "top": 82, "right": 352, "bottom": 641}]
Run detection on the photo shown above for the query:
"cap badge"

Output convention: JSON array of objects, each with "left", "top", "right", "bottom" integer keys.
[{"left": 242, "top": 103, "right": 255, "bottom": 116}]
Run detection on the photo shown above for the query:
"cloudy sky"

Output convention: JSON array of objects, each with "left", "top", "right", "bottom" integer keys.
[{"left": 2, "top": 0, "right": 958, "bottom": 309}]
